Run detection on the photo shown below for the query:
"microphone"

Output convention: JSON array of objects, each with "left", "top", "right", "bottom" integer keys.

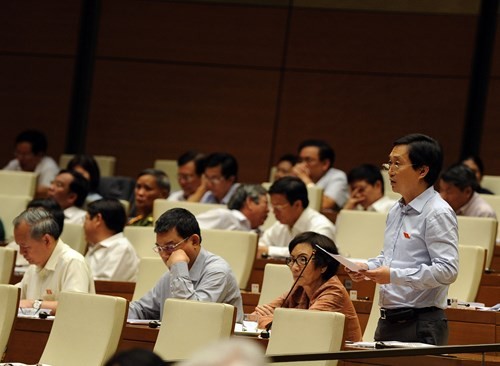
[{"left": 261, "top": 253, "right": 315, "bottom": 337}]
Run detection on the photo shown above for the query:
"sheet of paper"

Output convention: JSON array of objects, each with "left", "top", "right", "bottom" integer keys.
[{"left": 316, "top": 245, "right": 364, "bottom": 272}]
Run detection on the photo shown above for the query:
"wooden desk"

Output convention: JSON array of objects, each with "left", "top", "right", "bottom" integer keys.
[
  {"left": 476, "top": 273, "right": 500, "bottom": 307},
  {"left": 340, "top": 352, "right": 500, "bottom": 366}
]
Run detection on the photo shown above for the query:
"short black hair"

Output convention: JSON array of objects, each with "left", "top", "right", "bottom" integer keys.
[
  {"left": 277, "top": 154, "right": 298, "bottom": 166},
  {"left": 441, "top": 164, "right": 479, "bottom": 191},
  {"left": 15, "top": 130, "right": 48, "bottom": 155},
  {"left": 59, "top": 169, "right": 90, "bottom": 208},
  {"left": 87, "top": 198, "right": 127, "bottom": 234},
  {"left": 204, "top": 153, "right": 238, "bottom": 180},
  {"left": 462, "top": 155, "right": 485, "bottom": 176},
  {"left": 269, "top": 176, "right": 308, "bottom": 209},
  {"left": 155, "top": 208, "right": 202, "bottom": 243},
  {"left": 177, "top": 151, "right": 206, "bottom": 176},
  {"left": 105, "top": 348, "right": 166, "bottom": 366},
  {"left": 27, "top": 198, "right": 65, "bottom": 233},
  {"left": 67, "top": 154, "right": 101, "bottom": 192},
  {"left": 288, "top": 231, "right": 339, "bottom": 280},
  {"left": 393, "top": 133, "right": 443, "bottom": 187},
  {"left": 347, "top": 164, "right": 385, "bottom": 194},
  {"left": 298, "top": 139, "right": 335, "bottom": 167}
]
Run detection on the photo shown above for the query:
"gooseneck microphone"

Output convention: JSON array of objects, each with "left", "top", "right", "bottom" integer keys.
[{"left": 261, "top": 253, "right": 315, "bottom": 337}]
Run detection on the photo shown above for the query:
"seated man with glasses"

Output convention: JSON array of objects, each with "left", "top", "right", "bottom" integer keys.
[
  {"left": 127, "top": 207, "right": 243, "bottom": 322},
  {"left": 258, "top": 177, "right": 336, "bottom": 258},
  {"left": 200, "top": 152, "right": 240, "bottom": 205},
  {"left": 343, "top": 164, "right": 396, "bottom": 213},
  {"left": 168, "top": 151, "right": 208, "bottom": 202},
  {"left": 253, "top": 231, "right": 362, "bottom": 342}
]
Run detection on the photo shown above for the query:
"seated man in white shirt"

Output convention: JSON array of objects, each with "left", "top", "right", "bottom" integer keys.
[
  {"left": 196, "top": 184, "right": 269, "bottom": 232},
  {"left": 14, "top": 207, "right": 95, "bottom": 314},
  {"left": 439, "top": 164, "right": 496, "bottom": 218},
  {"left": 47, "top": 169, "right": 90, "bottom": 224},
  {"left": 84, "top": 198, "right": 140, "bottom": 282},
  {"left": 343, "top": 164, "right": 396, "bottom": 213},
  {"left": 293, "top": 139, "right": 349, "bottom": 211},
  {"left": 3, "top": 129, "right": 59, "bottom": 198},
  {"left": 168, "top": 151, "right": 207, "bottom": 202},
  {"left": 258, "top": 177, "right": 336, "bottom": 258},
  {"left": 201, "top": 152, "right": 240, "bottom": 204}
]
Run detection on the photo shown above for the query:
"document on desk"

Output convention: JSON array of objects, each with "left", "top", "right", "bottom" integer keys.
[
  {"left": 316, "top": 246, "right": 365, "bottom": 272},
  {"left": 348, "top": 341, "right": 436, "bottom": 349}
]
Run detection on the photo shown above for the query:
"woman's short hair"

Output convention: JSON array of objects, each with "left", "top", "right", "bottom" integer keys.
[{"left": 288, "top": 231, "right": 339, "bottom": 280}]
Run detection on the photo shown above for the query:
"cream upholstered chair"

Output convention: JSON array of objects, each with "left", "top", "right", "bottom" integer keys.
[
  {"left": 0, "top": 194, "right": 31, "bottom": 241},
  {"left": 59, "top": 154, "right": 116, "bottom": 177},
  {"left": 479, "top": 194, "right": 500, "bottom": 241},
  {"left": 266, "top": 308, "right": 345, "bottom": 366},
  {"left": 334, "top": 210, "right": 387, "bottom": 259},
  {"left": 0, "top": 170, "right": 38, "bottom": 198},
  {"left": 363, "top": 284, "right": 380, "bottom": 342},
  {"left": 60, "top": 223, "right": 87, "bottom": 255},
  {"left": 0, "top": 247, "right": 16, "bottom": 285},
  {"left": 0, "top": 284, "right": 20, "bottom": 361},
  {"left": 448, "top": 245, "right": 485, "bottom": 302},
  {"left": 457, "top": 216, "right": 497, "bottom": 270},
  {"left": 201, "top": 229, "right": 258, "bottom": 290},
  {"left": 153, "top": 298, "right": 235, "bottom": 362},
  {"left": 124, "top": 226, "right": 157, "bottom": 259},
  {"left": 39, "top": 292, "right": 127, "bottom": 366},
  {"left": 153, "top": 199, "right": 225, "bottom": 222},
  {"left": 154, "top": 159, "right": 180, "bottom": 192},
  {"left": 482, "top": 175, "right": 500, "bottom": 195},
  {"left": 132, "top": 258, "right": 168, "bottom": 300},
  {"left": 258, "top": 264, "right": 293, "bottom": 305}
]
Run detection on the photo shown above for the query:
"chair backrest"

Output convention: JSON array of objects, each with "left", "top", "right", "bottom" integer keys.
[
  {"left": 258, "top": 264, "right": 293, "bottom": 305},
  {"left": 380, "top": 170, "right": 401, "bottom": 200},
  {"left": 448, "top": 245, "right": 485, "bottom": 302},
  {"left": 153, "top": 199, "right": 225, "bottom": 222},
  {"left": 335, "top": 210, "right": 387, "bottom": 259},
  {"left": 457, "top": 216, "right": 497, "bottom": 269},
  {"left": 0, "top": 247, "right": 16, "bottom": 285},
  {"left": 479, "top": 194, "right": 500, "bottom": 241},
  {"left": 154, "top": 159, "right": 180, "bottom": 192},
  {"left": 132, "top": 257, "right": 168, "bottom": 301},
  {"left": 98, "top": 176, "right": 136, "bottom": 202},
  {"left": 60, "top": 223, "right": 87, "bottom": 255},
  {"left": 40, "top": 292, "right": 127, "bottom": 366},
  {"left": 266, "top": 308, "right": 345, "bottom": 366},
  {"left": 201, "top": 229, "right": 257, "bottom": 289},
  {"left": 154, "top": 298, "right": 235, "bottom": 361},
  {"left": 124, "top": 226, "right": 157, "bottom": 259},
  {"left": 0, "top": 194, "right": 31, "bottom": 241},
  {"left": 0, "top": 170, "right": 38, "bottom": 198},
  {"left": 59, "top": 154, "right": 116, "bottom": 177},
  {"left": 482, "top": 175, "right": 500, "bottom": 195},
  {"left": 363, "top": 283, "right": 380, "bottom": 342},
  {"left": 0, "top": 284, "right": 20, "bottom": 361}
]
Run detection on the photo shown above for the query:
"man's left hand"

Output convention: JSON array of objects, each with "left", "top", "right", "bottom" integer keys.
[
  {"left": 364, "top": 266, "right": 391, "bottom": 284},
  {"left": 167, "top": 249, "right": 190, "bottom": 268}
]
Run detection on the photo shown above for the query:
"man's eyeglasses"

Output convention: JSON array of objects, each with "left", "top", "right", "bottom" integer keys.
[
  {"left": 271, "top": 202, "right": 290, "bottom": 211},
  {"left": 285, "top": 255, "right": 313, "bottom": 268},
  {"left": 177, "top": 174, "right": 196, "bottom": 182},
  {"left": 204, "top": 175, "right": 225, "bottom": 184},
  {"left": 381, "top": 162, "right": 416, "bottom": 172},
  {"left": 152, "top": 237, "right": 190, "bottom": 253}
]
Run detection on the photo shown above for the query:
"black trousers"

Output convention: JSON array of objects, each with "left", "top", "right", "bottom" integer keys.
[{"left": 374, "top": 308, "right": 448, "bottom": 345}]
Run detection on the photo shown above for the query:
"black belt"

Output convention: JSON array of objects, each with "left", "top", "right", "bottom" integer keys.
[{"left": 380, "top": 307, "right": 440, "bottom": 322}]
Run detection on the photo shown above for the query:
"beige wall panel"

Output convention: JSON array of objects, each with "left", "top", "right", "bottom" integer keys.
[
  {"left": 86, "top": 60, "right": 280, "bottom": 182},
  {"left": 0, "top": 56, "right": 74, "bottom": 167},
  {"left": 97, "top": 0, "right": 288, "bottom": 67},
  {"left": 273, "top": 72, "right": 468, "bottom": 173},
  {"left": 286, "top": 9, "right": 476, "bottom": 76},
  {"left": 0, "top": 1, "right": 81, "bottom": 54}
]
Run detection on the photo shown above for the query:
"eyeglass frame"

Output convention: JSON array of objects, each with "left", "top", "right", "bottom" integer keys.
[
  {"left": 285, "top": 254, "right": 314, "bottom": 268},
  {"left": 381, "top": 162, "right": 416, "bottom": 172},
  {"left": 152, "top": 236, "right": 190, "bottom": 254}
]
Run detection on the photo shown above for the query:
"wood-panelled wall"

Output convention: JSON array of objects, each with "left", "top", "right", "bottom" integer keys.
[{"left": 1, "top": 1, "right": 499, "bottom": 182}]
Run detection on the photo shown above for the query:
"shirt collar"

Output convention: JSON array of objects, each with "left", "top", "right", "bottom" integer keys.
[
  {"left": 37, "top": 239, "right": 64, "bottom": 273},
  {"left": 399, "top": 186, "right": 436, "bottom": 214}
]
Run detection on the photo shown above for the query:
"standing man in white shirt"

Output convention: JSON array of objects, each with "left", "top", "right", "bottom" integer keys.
[
  {"left": 47, "top": 169, "right": 89, "bottom": 224},
  {"left": 15, "top": 207, "right": 95, "bottom": 314},
  {"left": 258, "top": 177, "right": 336, "bottom": 258},
  {"left": 293, "top": 139, "right": 349, "bottom": 211},
  {"left": 3, "top": 130, "right": 59, "bottom": 198},
  {"left": 343, "top": 164, "right": 396, "bottom": 213},
  {"left": 84, "top": 198, "right": 139, "bottom": 282}
]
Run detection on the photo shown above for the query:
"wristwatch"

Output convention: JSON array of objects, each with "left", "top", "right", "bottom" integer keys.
[{"left": 33, "top": 299, "right": 43, "bottom": 310}]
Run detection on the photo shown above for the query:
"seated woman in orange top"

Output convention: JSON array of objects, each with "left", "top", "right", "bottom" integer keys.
[{"left": 254, "top": 231, "right": 362, "bottom": 342}]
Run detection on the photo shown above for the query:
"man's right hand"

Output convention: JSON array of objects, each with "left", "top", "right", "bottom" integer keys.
[{"left": 166, "top": 249, "right": 190, "bottom": 269}]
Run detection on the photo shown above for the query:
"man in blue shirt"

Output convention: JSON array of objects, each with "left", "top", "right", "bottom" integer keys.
[{"left": 347, "top": 134, "right": 458, "bottom": 345}]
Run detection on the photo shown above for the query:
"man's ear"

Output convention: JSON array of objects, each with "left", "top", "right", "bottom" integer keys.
[
  {"left": 191, "top": 234, "right": 201, "bottom": 246},
  {"left": 419, "top": 166, "right": 430, "bottom": 179},
  {"left": 68, "top": 191, "right": 78, "bottom": 205}
]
